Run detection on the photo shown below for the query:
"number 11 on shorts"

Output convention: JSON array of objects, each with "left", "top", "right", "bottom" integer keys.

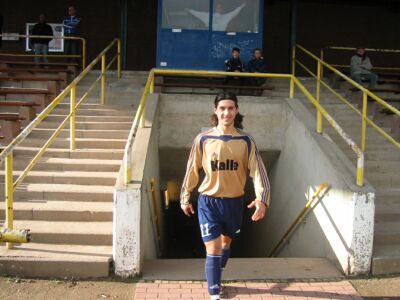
[{"left": 200, "top": 223, "right": 211, "bottom": 238}]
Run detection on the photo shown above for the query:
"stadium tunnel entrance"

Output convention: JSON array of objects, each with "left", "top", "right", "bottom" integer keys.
[
  {"left": 113, "top": 91, "right": 374, "bottom": 279},
  {"left": 159, "top": 148, "right": 280, "bottom": 259}
]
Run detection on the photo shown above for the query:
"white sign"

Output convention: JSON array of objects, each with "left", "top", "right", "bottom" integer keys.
[{"left": 25, "top": 23, "right": 64, "bottom": 52}]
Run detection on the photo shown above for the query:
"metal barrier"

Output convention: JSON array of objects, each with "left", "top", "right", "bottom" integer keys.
[
  {"left": 0, "top": 38, "right": 121, "bottom": 249},
  {"left": 294, "top": 44, "right": 400, "bottom": 185},
  {"left": 0, "top": 34, "right": 87, "bottom": 68},
  {"left": 122, "top": 69, "right": 364, "bottom": 189},
  {"left": 321, "top": 46, "right": 400, "bottom": 74}
]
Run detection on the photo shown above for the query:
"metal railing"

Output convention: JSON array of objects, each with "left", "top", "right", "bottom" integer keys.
[
  {"left": 293, "top": 44, "right": 400, "bottom": 186},
  {"left": 122, "top": 68, "right": 364, "bottom": 189},
  {"left": 321, "top": 46, "right": 400, "bottom": 74},
  {"left": 0, "top": 34, "right": 87, "bottom": 68},
  {"left": 0, "top": 38, "right": 121, "bottom": 249}
]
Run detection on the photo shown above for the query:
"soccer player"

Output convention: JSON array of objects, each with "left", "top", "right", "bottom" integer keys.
[{"left": 181, "top": 92, "right": 270, "bottom": 299}]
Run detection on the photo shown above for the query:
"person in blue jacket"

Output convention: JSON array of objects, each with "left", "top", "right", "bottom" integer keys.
[{"left": 62, "top": 6, "right": 81, "bottom": 64}]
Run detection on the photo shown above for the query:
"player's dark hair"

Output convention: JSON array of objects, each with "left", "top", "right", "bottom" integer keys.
[
  {"left": 232, "top": 47, "right": 240, "bottom": 53},
  {"left": 211, "top": 92, "right": 244, "bottom": 129}
]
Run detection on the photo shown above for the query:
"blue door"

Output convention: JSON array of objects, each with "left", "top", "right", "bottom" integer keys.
[{"left": 156, "top": 0, "right": 263, "bottom": 70}]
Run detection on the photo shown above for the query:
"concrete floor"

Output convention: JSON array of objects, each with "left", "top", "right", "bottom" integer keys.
[{"left": 143, "top": 258, "right": 343, "bottom": 281}]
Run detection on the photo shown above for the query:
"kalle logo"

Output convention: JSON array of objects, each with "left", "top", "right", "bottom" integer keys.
[{"left": 211, "top": 159, "right": 239, "bottom": 171}]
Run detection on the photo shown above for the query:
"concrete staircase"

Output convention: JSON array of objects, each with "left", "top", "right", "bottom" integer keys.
[
  {"left": 281, "top": 77, "right": 400, "bottom": 275},
  {"left": 0, "top": 71, "right": 147, "bottom": 278}
]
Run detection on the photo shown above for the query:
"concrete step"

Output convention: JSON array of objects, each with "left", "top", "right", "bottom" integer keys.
[
  {"left": 375, "top": 188, "right": 400, "bottom": 204},
  {"left": 20, "top": 137, "right": 127, "bottom": 149},
  {"left": 11, "top": 147, "right": 124, "bottom": 160},
  {"left": 367, "top": 174, "right": 400, "bottom": 188},
  {"left": 365, "top": 160, "right": 400, "bottom": 173},
  {"left": 51, "top": 107, "right": 134, "bottom": 117},
  {"left": 45, "top": 114, "right": 133, "bottom": 123},
  {"left": 2, "top": 157, "right": 121, "bottom": 172},
  {"left": 0, "top": 170, "right": 118, "bottom": 185},
  {"left": 0, "top": 201, "right": 112, "bottom": 222},
  {"left": 372, "top": 245, "right": 400, "bottom": 275},
  {"left": 0, "top": 183, "right": 114, "bottom": 202},
  {"left": 143, "top": 258, "right": 343, "bottom": 280},
  {"left": 31, "top": 128, "right": 130, "bottom": 139},
  {"left": 38, "top": 121, "right": 132, "bottom": 130},
  {"left": 374, "top": 221, "right": 400, "bottom": 245},
  {"left": 0, "top": 243, "right": 112, "bottom": 278},
  {"left": 375, "top": 204, "right": 400, "bottom": 222},
  {"left": 8, "top": 220, "right": 112, "bottom": 245}
]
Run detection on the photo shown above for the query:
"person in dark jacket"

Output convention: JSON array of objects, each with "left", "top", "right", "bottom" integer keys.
[
  {"left": 247, "top": 48, "right": 268, "bottom": 94},
  {"left": 224, "top": 47, "right": 245, "bottom": 89},
  {"left": 31, "top": 14, "right": 53, "bottom": 64},
  {"left": 62, "top": 5, "right": 81, "bottom": 64}
]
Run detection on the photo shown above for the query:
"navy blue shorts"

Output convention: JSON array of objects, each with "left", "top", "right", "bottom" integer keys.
[{"left": 197, "top": 194, "right": 244, "bottom": 243}]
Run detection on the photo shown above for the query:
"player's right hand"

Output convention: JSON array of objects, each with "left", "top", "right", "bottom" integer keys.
[{"left": 181, "top": 203, "right": 195, "bottom": 217}]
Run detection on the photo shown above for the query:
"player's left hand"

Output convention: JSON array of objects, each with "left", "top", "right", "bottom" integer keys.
[{"left": 247, "top": 200, "right": 267, "bottom": 221}]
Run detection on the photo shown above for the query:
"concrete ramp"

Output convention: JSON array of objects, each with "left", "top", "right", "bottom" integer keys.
[{"left": 143, "top": 258, "right": 343, "bottom": 280}]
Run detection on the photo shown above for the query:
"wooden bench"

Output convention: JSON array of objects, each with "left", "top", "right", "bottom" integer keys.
[
  {"left": 0, "top": 60, "right": 79, "bottom": 74},
  {"left": 0, "top": 88, "right": 53, "bottom": 111},
  {"left": 0, "top": 101, "right": 39, "bottom": 127},
  {"left": 0, "top": 74, "right": 67, "bottom": 89},
  {"left": 154, "top": 75, "right": 274, "bottom": 95},
  {"left": 369, "top": 87, "right": 400, "bottom": 94},
  {"left": 0, "top": 113, "right": 25, "bottom": 144},
  {"left": 0, "top": 75, "right": 64, "bottom": 93},
  {"left": 0, "top": 67, "right": 73, "bottom": 83}
]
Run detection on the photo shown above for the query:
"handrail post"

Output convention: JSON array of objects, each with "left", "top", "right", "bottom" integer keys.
[
  {"left": 70, "top": 84, "right": 76, "bottom": 151},
  {"left": 82, "top": 38, "right": 87, "bottom": 69},
  {"left": 289, "top": 46, "right": 296, "bottom": 99},
  {"left": 101, "top": 54, "right": 106, "bottom": 105},
  {"left": 150, "top": 76, "right": 155, "bottom": 94},
  {"left": 124, "top": 153, "right": 131, "bottom": 185},
  {"left": 5, "top": 153, "right": 14, "bottom": 249},
  {"left": 361, "top": 91, "right": 368, "bottom": 152},
  {"left": 320, "top": 48, "right": 325, "bottom": 78},
  {"left": 117, "top": 39, "right": 122, "bottom": 79},
  {"left": 356, "top": 155, "right": 364, "bottom": 187},
  {"left": 316, "top": 60, "right": 323, "bottom": 133}
]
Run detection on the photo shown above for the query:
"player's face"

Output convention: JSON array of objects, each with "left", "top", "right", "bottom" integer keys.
[
  {"left": 215, "top": 100, "right": 238, "bottom": 126},
  {"left": 254, "top": 50, "right": 262, "bottom": 59},
  {"left": 232, "top": 51, "right": 240, "bottom": 59}
]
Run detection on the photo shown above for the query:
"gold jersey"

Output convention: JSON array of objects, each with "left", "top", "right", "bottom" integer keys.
[{"left": 181, "top": 127, "right": 270, "bottom": 206}]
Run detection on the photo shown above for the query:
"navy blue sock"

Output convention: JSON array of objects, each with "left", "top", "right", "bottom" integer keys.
[
  {"left": 221, "top": 248, "right": 231, "bottom": 270},
  {"left": 205, "top": 254, "right": 222, "bottom": 297}
]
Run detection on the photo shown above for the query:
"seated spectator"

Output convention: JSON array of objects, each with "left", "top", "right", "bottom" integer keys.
[
  {"left": 225, "top": 47, "right": 245, "bottom": 73},
  {"left": 350, "top": 47, "right": 378, "bottom": 88},
  {"left": 31, "top": 14, "right": 53, "bottom": 64},
  {"left": 224, "top": 47, "right": 246, "bottom": 91},
  {"left": 247, "top": 48, "right": 267, "bottom": 91}
]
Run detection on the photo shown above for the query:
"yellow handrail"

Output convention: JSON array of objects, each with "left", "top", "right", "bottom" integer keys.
[
  {"left": 1, "top": 38, "right": 121, "bottom": 249},
  {"left": 122, "top": 69, "right": 362, "bottom": 189},
  {"left": 0, "top": 34, "right": 87, "bottom": 68},
  {"left": 295, "top": 44, "right": 400, "bottom": 148},
  {"left": 321, "top": 46, "right": 400, "bottom": 75},
  {"left": 269, "top": 183, "right": 331, "bottom": 257}
]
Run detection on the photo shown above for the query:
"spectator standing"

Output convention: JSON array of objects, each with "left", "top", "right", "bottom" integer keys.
[
  {"left": 350, "top": 47, "right": 378, "bottom": 88},
  {"left": 62, "top": 6, "right": 81, "bottom": 64},
  {"left": 31, "top": 14, "right": 53, "bottom": 64}
]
